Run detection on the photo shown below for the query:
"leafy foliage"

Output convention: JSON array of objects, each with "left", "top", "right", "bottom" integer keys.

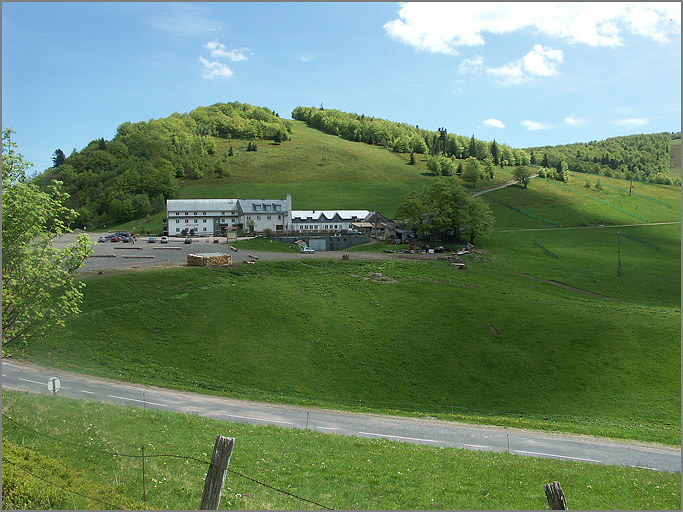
[
  {"left": 292, "top": 106, "right": 529, "bottom": 165},
  {"left": 395, "top": 177, "right": 494, "bottom": 242},
  {"left": 32, "top": 102, "right": 293, "bottom": 227},
  {"left": 2, "top": 128, "right": 94, "bottom": 354},
  {"left": 527, "top": 132, "right": 677, "bottom": 185}
]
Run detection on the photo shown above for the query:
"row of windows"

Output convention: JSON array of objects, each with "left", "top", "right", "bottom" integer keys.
[
  {"left": 173, "top": 211, "right": 237, "bottom": 216},
  {"left": 296, "top": 224, "right": 346, "bottom": 230}
]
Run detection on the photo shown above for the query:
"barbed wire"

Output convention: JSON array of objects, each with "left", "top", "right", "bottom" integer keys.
[
  {"left": 2, "top": 457, "right": 123, "bottom": 510},
  {"left": 2, "top": 412, "right": 335, "bottom": 510}
]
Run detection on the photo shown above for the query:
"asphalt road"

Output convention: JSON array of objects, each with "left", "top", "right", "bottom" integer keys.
[{"left": 2, "top": 359, "right": 680, "bottom": 473}]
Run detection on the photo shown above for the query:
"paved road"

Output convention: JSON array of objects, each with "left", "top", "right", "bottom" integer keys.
[{"left": 2, "top": 359, "right": 680, "bottom": 473}]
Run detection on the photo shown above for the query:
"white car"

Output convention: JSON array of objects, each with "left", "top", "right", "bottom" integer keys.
[
  {"left": 160, "top": 236, "right": 169, "bottom": 244},
  {"left": 301, "top": 247, "right": 315, "bottom": 253}
]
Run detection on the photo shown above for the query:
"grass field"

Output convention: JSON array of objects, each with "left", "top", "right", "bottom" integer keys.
[
  {"left": 3, "top": 390, "right": 680, "bottom": 510},
  {"left": 17, "top": 217, "right": 681, "bottom": 445}
]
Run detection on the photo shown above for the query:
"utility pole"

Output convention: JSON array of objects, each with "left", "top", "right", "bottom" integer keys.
[{"left": 617, "top": 231, "right": 621, "bottom": 277}]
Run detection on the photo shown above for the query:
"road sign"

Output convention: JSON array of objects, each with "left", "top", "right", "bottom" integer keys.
[{"left": 48, "top": 377, "right": 60, "bottom": 395}]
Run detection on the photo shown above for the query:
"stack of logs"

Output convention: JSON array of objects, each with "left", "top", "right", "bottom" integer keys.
[{"left": 187, "top": 253, "right": 233, "bottom": 266}]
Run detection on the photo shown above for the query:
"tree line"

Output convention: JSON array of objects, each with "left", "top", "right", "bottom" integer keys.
[
  {"left": 33, "top": 102, "right": 293, "bottom": 228},
  {"left": 526, "top": 132, "right": 679, "bottom": 186},
  {"left": 291, "top": 106, "right": 531, "bottom": 167}
]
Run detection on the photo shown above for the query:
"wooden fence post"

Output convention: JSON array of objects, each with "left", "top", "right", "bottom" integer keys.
[
  {"left": 544, "top": 481, "right": 568, "bottom": 510},
  {"left": 199, "top": 435, "right": 235, "bottom": 510}
]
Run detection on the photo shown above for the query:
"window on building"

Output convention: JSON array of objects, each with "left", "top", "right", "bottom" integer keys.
[
  {"left": 247, "top": 216, "right": 251, "bottom": 220},
  {"left": 176, "top": 219, "right": 179, "bottom": 224},
  {"left": 194, "top": 219, "right": 197, "bottom": 223},
  {"left": 203, "top": 212, "right": 206, "bottom": 215},
  {"left": 257, "top": 216, "right": 261, "bottom": 220},
  {"left": 267, "top": 215, "right": 271, "bottom": 220},
  {"left": 185, "top": 219, "right": 189, "bottom": 223},
  {"left": 278, "top": 215, "right": 281, "bottom": 220},
  {"left": 185, "top": 212, "right": 188, "bottom": 215},
  {"left": 194, "top": 212, "right": 197, "bottom": 215},
  {"left": 203, "top": 227, "right": 207, "bottom": 231},
  {"left": 203, "top": 219, "right": 206, "bottom": 223}
]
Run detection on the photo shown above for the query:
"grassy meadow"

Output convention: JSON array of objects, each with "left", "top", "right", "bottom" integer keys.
[
  {"left": 3, "top": 390, "right": 680, "bottom": 510},
  {"left": 18, "top": 217, "right": 681, "bottom": 444}
]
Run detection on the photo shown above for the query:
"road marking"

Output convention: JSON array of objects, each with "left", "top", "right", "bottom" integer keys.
[
  {"left": 464, "top": 444, "right": 489, "bottom": 449},
  {"left": 81, "top": 390, "right": 95, "bottom": 395},
  {"left": 358, "top": 432, "right": 440, "bottom": 443},
  {"left": 631, "top": 465, "right": 660, "bottom": 471},
  {"left": 514, "top": 450, "right": 601, "bottom": 463},
  {"left": 317, "top": 427, "right": 340, "bottom": 431},
  {"left": 221, "top": 413, "right": 292, "bottom": 425},
  {"left": 18, "top": 377, "right": 44, "bottom": 385},
  {"left": 108, "top": 395, "right": 167, "bottom": 407}
]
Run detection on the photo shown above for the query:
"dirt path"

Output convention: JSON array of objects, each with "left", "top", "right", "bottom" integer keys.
[
  {"left": 470, "top": 173, "right": 538, "bottom": 197},
  {"left": 520, "top": 273, "right": 616, "bottom": 300}
]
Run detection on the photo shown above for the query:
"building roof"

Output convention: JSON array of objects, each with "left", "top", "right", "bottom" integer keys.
[
  {"left": 167, "top": 199, "right": 239, "bottom": 212},
  {"left": 238, "top": 198, "right": 289, "bottom": 213},
  {"left": 292, "top": 210, "right": 370, "bottom": 222}
]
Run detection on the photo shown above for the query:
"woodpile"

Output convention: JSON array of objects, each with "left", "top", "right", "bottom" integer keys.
[{"left": 187, "top": 253, "right": 233, "bottom": 266}]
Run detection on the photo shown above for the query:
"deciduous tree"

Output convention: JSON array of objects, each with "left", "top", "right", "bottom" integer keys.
[{"left": 2, "top": 128, "right": 94, "bottom": 355}]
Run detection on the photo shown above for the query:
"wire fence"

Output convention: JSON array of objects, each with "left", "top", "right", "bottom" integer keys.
[
  {"left": 619, "top": 231, "right": 661, "bottom": 250},
  {"left": 484, "top": 195, "right": 562, "bottom": 226},
  {"left": 542, "top": 179, "right": 650, "bottom": 222},
  {"left": 2, "top": 413, "right": 334, "bottom": 510},
  {"left": 533, "top": 241, "right": 559, "bottom": 259},
  {"left": 601, "top": 183, "right": 674, "bottom": 208}
]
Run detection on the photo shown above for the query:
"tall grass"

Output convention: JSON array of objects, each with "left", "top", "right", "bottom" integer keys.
[{"left": 3, "top": 390, "right": 680, "bottom": 510}]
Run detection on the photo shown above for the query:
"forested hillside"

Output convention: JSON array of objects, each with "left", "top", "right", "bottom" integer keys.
[
  {"left": 33, "top": 102, "right": 292, "bottom": 227},
  {"left": 526, "top": 132, "right": 680, "bottom": 185},
  {"left": 30, "top": 101, "right": 678, "bottom": 230},
  {"left": 291, "top": 106, "right": 530, "bottom": 166}
]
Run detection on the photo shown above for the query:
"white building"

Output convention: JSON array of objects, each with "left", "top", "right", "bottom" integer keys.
[
  {"left": 291, "top": 210, "right": 371, "bottom": 233},
  {"left": 165, "top": 195, "right": 292, "bottom": 236}
]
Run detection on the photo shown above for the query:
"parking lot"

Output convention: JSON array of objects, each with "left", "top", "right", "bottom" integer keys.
[{"left": 57, "top": 232, "right": 450, "bottom": 273}]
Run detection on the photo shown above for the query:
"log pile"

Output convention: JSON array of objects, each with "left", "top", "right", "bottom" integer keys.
[{"left": 187, "top": 253, "right": 233, "bottom": 266}]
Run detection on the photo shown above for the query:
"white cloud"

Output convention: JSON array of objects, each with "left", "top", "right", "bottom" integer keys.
[
  {"left": 299, "top": 54, "right": 316, "bottom": 63},
  {"left": 204, "top": 41, "right": 250, "bottom": 61},
  {"left": 486, "top": 61, "right": 528, "bottom": 85},
  {"left": 384, "top": 2, "right": 681, "bottom": 54},
  {"left": 199, "top": 57, "right": 234, "bottom": 79},
  {"left": 458, "top": 55, "right": 485, "bottom": 74},
  {"left": 461, "top": 44, "right": 563, "bottom": 85},
  {"left": 521, "top": 120, "right": 552, "bottom": 131},
  {"left": 565, "top": 116, "right": 587, "bottom": 127},
  {"left": 483, "top": 118, "right": 505, "bottom": 129},
  {"left": 521, "top": 44, "right": 563, "bottom": 76},
  {"left": 613, "top": 118, "right": 649, "bottom": 128}
]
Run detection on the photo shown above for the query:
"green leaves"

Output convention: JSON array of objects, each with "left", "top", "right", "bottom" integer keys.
[{"left": 2, "top": 128, "right": 94, "bottom": 354}]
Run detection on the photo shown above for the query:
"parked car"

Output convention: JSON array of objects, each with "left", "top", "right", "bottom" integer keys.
[
  {"left": 121, "top": 236, "right": 132, "bottom": 243},
  {"left": 160, "top": 236, "right": 169, "bottom": 244},
  {"left": 184, "top": 238, "right": 192, "bottom": 244},
  {"left": 98, "top": 236, "right": 108, "bottom": 243},
  {"left": 110, "top": 236, "right": 121, "bottom": 242},
  {"left": 301, "top": 247, "right": 315, "bottom": 253},
  {"left": 346, "top": 229, "right": 361, "bottom": 235},
  {"left": 148, "top": 237, "right": 156, "bottom": 243}
]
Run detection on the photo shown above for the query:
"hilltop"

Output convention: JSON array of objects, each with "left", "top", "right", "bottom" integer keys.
[{"left": 30, "top": 102, "right": 679, "bottom": 234}]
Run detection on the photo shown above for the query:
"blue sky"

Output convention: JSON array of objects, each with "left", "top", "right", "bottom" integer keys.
[{"left": 2, "top": 2, "right": 681, "bottom": 174}]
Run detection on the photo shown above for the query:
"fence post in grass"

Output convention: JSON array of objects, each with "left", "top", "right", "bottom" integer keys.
[
  {"left": 544, "top": 481, "right": 568, "bottom": 510},
  {"left": 199, "top": 435, "right": 235, "bottom": 510}
]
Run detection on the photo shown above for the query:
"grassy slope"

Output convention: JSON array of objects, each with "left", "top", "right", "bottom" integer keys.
[
  {"left": 113, "top": 121, "right": 514, "bottom": 234},
  {"left": 18, "top": 224, "right": 681, "bottom": 444},
  {"left": 16, "top": 125, "right": 681, "bottom": 446},
  {"left": 3, "top": 390, "right": 680, "bottom": 510}
]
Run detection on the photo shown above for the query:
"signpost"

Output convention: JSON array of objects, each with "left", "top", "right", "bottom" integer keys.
[{"left": 48, "top": 377, "right": 61, "bottom": 395}]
